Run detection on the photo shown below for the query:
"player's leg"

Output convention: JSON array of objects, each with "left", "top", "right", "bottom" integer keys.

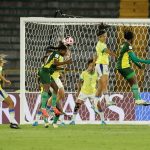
[
  {"left": 38, "top": 69, "right": 53, "bottom": 127},
  {"left": 95, "top": 64, "right": 115, "bottom": 106},
  {"left": 90, "top": 96, "right": 106, "bottom": 124},
  {"left": 70, "top": 100, "right": 83, "bottom": 125},
  {"left": 70, "top": 92, "right": 86, "bottom": 125},
  {"left": 51, "top": 78, "right": 64, "bottom": 113},
  {"left": 1, "top": 90, "right": 20, "bottom": 129},
  {"left": 32, "top": 103, "right": 42, "bottom": 126},
  {"left": 49, "top": 79, "right": 66, "bottom": 127},
  {"left": 118, "top": 68, "right": 149, "bottom": 105},
  {"left": 50, "top": 79, "right": 66, "bottom": 127}
]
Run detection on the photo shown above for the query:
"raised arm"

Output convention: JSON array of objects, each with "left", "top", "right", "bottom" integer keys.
[
  {"left": 105, "top": 49, "right": 117, "bottom": 57},
  {"left": 128, "top": 51, "right": 150, "bottom": 65}
]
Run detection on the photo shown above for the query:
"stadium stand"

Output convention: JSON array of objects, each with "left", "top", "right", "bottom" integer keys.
[{"left": 0, "top": 0, "right": 149, "bottom": 92}]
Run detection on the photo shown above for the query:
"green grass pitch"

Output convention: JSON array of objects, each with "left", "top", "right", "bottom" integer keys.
[{"left": 0, "top": 124, "right": 150, "bottom": 150}]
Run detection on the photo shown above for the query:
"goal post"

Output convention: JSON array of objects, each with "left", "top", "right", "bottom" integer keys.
[{"left": 20, "top": 17, "right": 150, "bottom": 124}]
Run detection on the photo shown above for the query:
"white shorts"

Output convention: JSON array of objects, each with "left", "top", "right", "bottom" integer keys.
[
  {"left": 54, "top": 78, "right": 64, "bottom": 89},
  {"left": 78, "top": 92, "right": 95, "bottom": 103},
  {"left": 95, "top": 64, "right": 109, "bottom": 78},
  {"left": 49, "top": 78, "right": 64, "bottom": 92},
  {"left": 0, "top": 88, "right": 8, "bottom": 102}
]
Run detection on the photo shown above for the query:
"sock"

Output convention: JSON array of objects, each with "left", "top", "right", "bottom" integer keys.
[
  {"left": 43, "top": 117, "right": 48, "bottom": 123},
  {"left": 9, "top": 109, "right": 16, "bottom": 124},
  {"left": 131, "top": 84, "right": 141, "bottom": 100},
  {"left": 52, "top": 93, "right": 57, "bottom": 107},
  {"left": 94, "top": 96, "right": 99, "bottom": 104},
  {"left": 35, "top": 111, "right": 42, "bottom": 122},
  {"left": 98, "top": 109, "right": 105, "bottom": 122},
  {"left": 72, "top": 103, "right": 81, "bottom": 121},
  {"left": 41, "top": 92, "right": 50, "bottom": 109},
  {"left": 46, "top": 106, "right": 54, "bottom": 116},
  {"left": 53, "top": 115, "right": 60, "bottom": 124},
  {"left": 72, "top": 113, "right": 77, "bottom": 122}
]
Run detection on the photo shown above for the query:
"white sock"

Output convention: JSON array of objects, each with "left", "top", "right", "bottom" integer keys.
[
  {"left": 9, "top": 109, "right": 17, "bottom": 124},
  {"left": 99, "top": 112, "right": 104, "bottom": 121},
  {"left": 72, "top": 113, "right": 77, "bottom": 121},
  {"left": 35, "top": 111, "right": 41, "bottom": 122}
]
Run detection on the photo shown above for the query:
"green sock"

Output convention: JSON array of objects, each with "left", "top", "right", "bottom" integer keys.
[
  {"left": 131, "top": 84, "right": 141, "bottom": 100},
  {"left": 53, "top": 115, "right": 59, "bottom": 124},
  {"left": 41, "top": 92, "right": 50, "bottom": 109},
  {"left": 43, "top": 117, "right": 48, "bottom": 123},
  {"left": 52, "top": 93, "right": 57, "bottom": 107}
]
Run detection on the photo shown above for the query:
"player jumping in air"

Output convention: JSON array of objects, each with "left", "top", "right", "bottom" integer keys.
[
  {"left": 38, "top": 42, "right": 72, "bottom": 127},
  {"left": 70, "top": 58, "right": 106, "bottom": 125},
  {"left": 94, "top": 23, "right": 117, "bottom": 107},
  {"left": 0, "top": 55, "right": 20, "bottom": 129},
  {"left": 116, "top": 30, "right": 150, "bottom": 105}
]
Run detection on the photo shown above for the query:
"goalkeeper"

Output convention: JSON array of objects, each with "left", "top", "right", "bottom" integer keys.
[
  {"left": 70, "top": 58, "right": 106, "bottom": 125},
  {"left": 116, "top": 30, "right": 150, "bottom": 105}
]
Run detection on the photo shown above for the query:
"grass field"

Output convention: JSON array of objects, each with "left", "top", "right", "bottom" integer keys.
[{"left": 0, "top": 124, "right": 150, "bottom": 150}]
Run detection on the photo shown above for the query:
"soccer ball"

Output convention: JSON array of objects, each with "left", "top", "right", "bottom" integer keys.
[{"left": 62, "top": 36, "right": 74, "bottom": 46}]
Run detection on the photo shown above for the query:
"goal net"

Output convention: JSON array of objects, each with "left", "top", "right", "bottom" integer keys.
[{"left": 20, "top": 18, "right": 150, "bottom": 124}]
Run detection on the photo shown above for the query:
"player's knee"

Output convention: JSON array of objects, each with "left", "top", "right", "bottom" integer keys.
[{"left": 7, "top": 96, "right": 14, "bottom": 108}]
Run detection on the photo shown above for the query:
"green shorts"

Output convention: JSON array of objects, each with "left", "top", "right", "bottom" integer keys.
[
  {"left": 38, "top": 68, "right": 54, "bottom": 84},
  {"left": 117, "top": 67, "right": 136, "bottom": 80}
]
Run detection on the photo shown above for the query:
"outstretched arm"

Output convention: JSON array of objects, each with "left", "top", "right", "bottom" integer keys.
[
  {"left": 105, "top": 49, "right": 117, "bottom": 58},
  {"left": 54, "top": 58, "right": 72, "bottom": 66},
  {"left": 128, "top": 51, "right": 150, "bottom": 67}
]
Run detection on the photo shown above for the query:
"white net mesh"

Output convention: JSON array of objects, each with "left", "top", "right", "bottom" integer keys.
[{"left": 23, "top": 18, "right": 150, "bottom": 123}]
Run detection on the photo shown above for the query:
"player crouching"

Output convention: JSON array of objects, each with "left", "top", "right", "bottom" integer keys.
[{"left": 70, "top": 58, "right": 106, "bottom": 125}]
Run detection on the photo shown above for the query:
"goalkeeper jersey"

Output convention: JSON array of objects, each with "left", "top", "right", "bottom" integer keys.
[
  {"left": 80, "top": 70, "right": 98, "bottom": 95},
  {"left": 96, "top": 41, "right": 109, "bottom": 65}
]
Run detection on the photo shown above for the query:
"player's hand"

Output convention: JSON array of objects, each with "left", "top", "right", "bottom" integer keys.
[
  {"left": 5, "top": 80, "right": 11, "bottom": 85},
  {"left": 64, "top": 67, "right": 70, "bottom": 71}
]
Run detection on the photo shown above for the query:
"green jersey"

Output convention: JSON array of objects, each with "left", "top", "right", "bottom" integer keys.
[
  {"left": 38, "top": 51, "right": 61, "bottom": 84},
  {"left": 42, "top": 51, "right": 60, "bottom": 74},
  {"left": 116, "top": 42, "right": 133, "bottom": 69}
]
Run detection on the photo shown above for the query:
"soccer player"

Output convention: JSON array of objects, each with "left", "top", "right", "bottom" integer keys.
[
  {"left": 116, "top": 30, "right": 150, "bottom": 105},
  {"left": 38, "top": 42, "right": 72, "bottom": 127},
  {"left": 70, "top": 58, "right": 106, "bottom": 125},
  {"left": 0, "top": 55, "right": 20, "bottom": 129},
  {"left": 94, "top": 23, "right": 117, "bottom": 106}
]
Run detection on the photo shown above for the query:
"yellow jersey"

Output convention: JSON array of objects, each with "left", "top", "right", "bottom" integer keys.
[
  {"left": 96, "top": 41, "right": 109, "bottom": 65},
  {"left": 51, "top": 55, "right": 64, "bottom": 80},
  {"left": 80, "top": 70, "right": 98, "bottom": 95}
]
